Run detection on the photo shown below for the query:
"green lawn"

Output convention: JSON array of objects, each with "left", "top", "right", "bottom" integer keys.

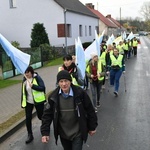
[
  {"left": 45, "top": 57, "right": 63, "bottom": 66},
  {"left": 0, "top": 57, "right": 63, "bottom": 89},
  {"left": 0, "top": 79, "right": 22, "bottom": 89}
]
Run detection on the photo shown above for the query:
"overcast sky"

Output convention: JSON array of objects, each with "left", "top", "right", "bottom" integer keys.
[{"left": 79, "top": 0, "right": 147, "bottom": 20}]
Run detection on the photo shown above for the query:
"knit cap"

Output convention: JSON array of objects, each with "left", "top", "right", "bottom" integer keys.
[
  {"left": 57, "top": 70, "right": 72, "bottom": 82},
  {"left": 90, "top": 52, "right": 98, "bottom": 59}
]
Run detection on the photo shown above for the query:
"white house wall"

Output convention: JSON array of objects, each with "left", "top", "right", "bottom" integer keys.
[
  {"left": 66, "top": 11, "right": 99, "bottom": 45},
  {"left": 0, "top": 0, "right": 64, "bottom": 47},
  {"left": 0, "top": 0, "right": 98, "bottom": 48}
]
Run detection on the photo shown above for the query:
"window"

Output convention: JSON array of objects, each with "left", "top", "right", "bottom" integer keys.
[
  {"left": 66, "top": 24, "right": 71, "bottom": 37},
  {"left": 85, "top": 26, "right": 87, "bottom": 36},
  {"left": 57, "top": 24, "right": 71, "bottom": 37},
  {"left": 89, "top": 26, "right": 92, "bottom": 36},
  {"left": 79, "top": 25, "right": 82, "bottom": 37},
  {"left": 10, "top": 0, "right": 17, "bottom": 8}
]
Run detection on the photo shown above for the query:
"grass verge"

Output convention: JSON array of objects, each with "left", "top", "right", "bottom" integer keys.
[
  {"left": 45, "top": 57, "right": 63, "bottom": 66},
  {"left": 0, "top": 80, "right": 22, "bottom": 89},
  {"left": 0, "top": 110, "right": 25, "bottom": 135},
  {"left": 0, "top": 91, "right": 52, "bottom": 135}
]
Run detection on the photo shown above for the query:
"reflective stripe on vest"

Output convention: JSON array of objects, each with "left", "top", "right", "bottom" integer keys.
[
  {"left": 110, "top": 54, "right": 123, "bottom": 68},
  {"left": 21, "top": 78, "right": 45, "bottom": 107}
]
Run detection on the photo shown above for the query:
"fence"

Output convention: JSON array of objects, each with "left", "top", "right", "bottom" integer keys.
[{"left": 0, "top": 45, "right": 75, "bottom": 79}]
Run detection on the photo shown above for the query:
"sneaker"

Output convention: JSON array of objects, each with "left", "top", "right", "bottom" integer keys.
[
  {"left": 102, "top": 85, "right": 105, "bottom": 89},
  {"left": 114, "top": 91, "right": 118, "bottom": 97},
  {"left": 95, "top": 107, "right": 98, "bottom": 113},
  {"left": 97, "top": 103, "right": 101, "bottom": 108}
]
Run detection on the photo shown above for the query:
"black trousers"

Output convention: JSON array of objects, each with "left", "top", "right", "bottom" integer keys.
[
  {"left": 25, "top": 102, "right": 44, "bottom": 134},
  {"left": 133, "top": 47, "right": 137, "bottom": 56},
  {"left": 60, "top": 136, "right": 83, "bottom": 150}
]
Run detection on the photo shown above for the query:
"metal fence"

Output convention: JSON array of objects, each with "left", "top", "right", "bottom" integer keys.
[{"left": 0, "top": 45, "right": 75, "bottom": 79}]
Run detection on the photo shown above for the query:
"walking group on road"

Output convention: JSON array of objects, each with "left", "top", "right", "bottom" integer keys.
[{"left": 20, "top": 36, "right": 139, "bottom": 150}]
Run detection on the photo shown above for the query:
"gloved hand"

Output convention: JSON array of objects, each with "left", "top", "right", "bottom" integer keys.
[
  {"left": 72, "top": 72, "right": 78, "bottom": 79},
  {"left": 123, "top": 71, "right": 126, "bottom": 74}
]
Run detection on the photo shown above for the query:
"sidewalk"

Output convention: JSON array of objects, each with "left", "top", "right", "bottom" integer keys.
[{"left": 0, "top": 65, "right": 60, "bottom": 142}]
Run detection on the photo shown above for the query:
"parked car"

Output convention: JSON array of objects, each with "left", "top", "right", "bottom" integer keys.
[{"left": 139, "top": 31, "right": 148, "bottom": 36}]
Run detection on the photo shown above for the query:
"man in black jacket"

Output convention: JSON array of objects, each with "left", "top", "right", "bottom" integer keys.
[{"left": 41, "top": 70, "right": 98, "bottom": 150}]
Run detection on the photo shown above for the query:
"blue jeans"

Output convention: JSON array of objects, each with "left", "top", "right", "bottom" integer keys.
[
  {"left": 60, "top": 136, "right": 83, "bottom": 150},
  {"left": 110, "top": 69, "right": 122, "bottom": 92}
]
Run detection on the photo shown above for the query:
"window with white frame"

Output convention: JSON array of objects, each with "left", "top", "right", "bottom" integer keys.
[
  {"left": 89, "top": 26, "right": 92, "bottom": 36},
  {"left": 10, "top": 0, "right": 17, "bottom": 8},
  {"left": 66, "top": 24, "right": 72, "bottom": 37},
  {"left": 85, "top": 26, "right": 87, "bottom": 36},
  {"left": 79, "top": 25, "right": 83, "bottom": 37}
]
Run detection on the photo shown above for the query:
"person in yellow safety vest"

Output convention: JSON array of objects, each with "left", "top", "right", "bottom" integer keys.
[
  {"left": 100, "top": 46, "right": 107, "bottom": 90},
  {"left": 107, "top": 48, "right": 125, "bottom": 97},
  {"left": 132, "top": 37, "right": 139, "bottom": 56},
  {"left": 117, "top": 41, "right": 124, "bottom": 55},
  {"left": 21, "top": 66, "right": 46, "bottom": 144},
  {"left": 58, "top": 54, "right": 84, "bottom": 87},
  {"left": 127, "top": 39, "right": 132, "bottom": 58},
  {"left": 123, "top": 40, "right": 129, "bottom": 60},
  {"left": 86, "top": 52, "right": 105, "bottom": 112}
]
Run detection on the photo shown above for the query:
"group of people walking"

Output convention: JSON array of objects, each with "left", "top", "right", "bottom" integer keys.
[{"left": 21, "top": 36, "right": 139, "bottom": 149}]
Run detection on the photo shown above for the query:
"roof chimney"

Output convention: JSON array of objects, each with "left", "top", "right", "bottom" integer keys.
[
  {"left": 106, "top": 14, "right": 111, "bottom": 18},
  {"left": 86, "top": 3, "right": 94, "bottom": 9}
]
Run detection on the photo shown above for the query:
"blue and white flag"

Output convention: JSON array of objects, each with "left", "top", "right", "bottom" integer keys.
[
  {"left": 126, "top": 32, "right": 134, "bottom": 40},
  {"left": 0, "top": 34, "right": 31, "bottom": 74},
  {"left": 106, "top": 34, "right": 115, "bottom": 46},
  {"left": 99, "top": 30, "right": 105, "bottom": 44},
  {"left": 75, "top": 37, "right": 86, "bottom": 78},
  {"left": 84, "top": 40, "right": 97, "bottom": 61},
  {"left": 95, "top": 30, "right": 100, "bottom": 57}
]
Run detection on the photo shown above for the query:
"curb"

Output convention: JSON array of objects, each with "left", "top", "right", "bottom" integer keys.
[{"left": 0, "top": 111, "right": 36, "bottom": 144}]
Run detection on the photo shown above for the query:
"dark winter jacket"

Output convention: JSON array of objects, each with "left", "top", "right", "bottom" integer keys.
[
  {"left": 21, "top": 72, "right": 46, "bottom": 107},
  {"left": 41, "top": 84, "right": 98, "bottom": 144}
]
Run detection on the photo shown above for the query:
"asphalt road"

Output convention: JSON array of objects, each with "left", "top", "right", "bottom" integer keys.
[{"left": 1, "top": 36, "right": 150, "bottom": 150}]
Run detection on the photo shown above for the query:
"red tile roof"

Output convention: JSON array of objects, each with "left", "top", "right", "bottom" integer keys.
[
  {"left": 87, "top": 7, "right": 118, "bottom": 28},
  {"left": 106, "top": 15, "right": 124, "bottom": 28}
]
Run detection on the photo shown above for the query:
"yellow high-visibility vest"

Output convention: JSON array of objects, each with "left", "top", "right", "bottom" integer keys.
[
  {"left": 22, "top": 78, "right": 45, "bottom": 108},
  {"left": 86, "top": 60, "right": 104, "bottom": 81},
  {"left": 110, "top": 54, "right": 123, "bottom": 68}
]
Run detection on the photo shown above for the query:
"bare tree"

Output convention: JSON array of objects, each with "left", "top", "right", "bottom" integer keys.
[{"left": 140, "top": 1, "right": 150, "bottom": 21}]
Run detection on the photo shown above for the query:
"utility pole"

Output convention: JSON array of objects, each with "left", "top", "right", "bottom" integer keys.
[{"left": 120, "top": 7, "right": 122, "bottom": 35}]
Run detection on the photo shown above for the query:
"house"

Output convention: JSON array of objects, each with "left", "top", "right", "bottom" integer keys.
[
  {"left": 86, "top": 3, "right": 118, "bottom": 38},
  {"left": 106, "top": 14, "right": 126, "bottom": 36},
  {"left": 0, "top": 0, "right": 99, "bottom": 50}
]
